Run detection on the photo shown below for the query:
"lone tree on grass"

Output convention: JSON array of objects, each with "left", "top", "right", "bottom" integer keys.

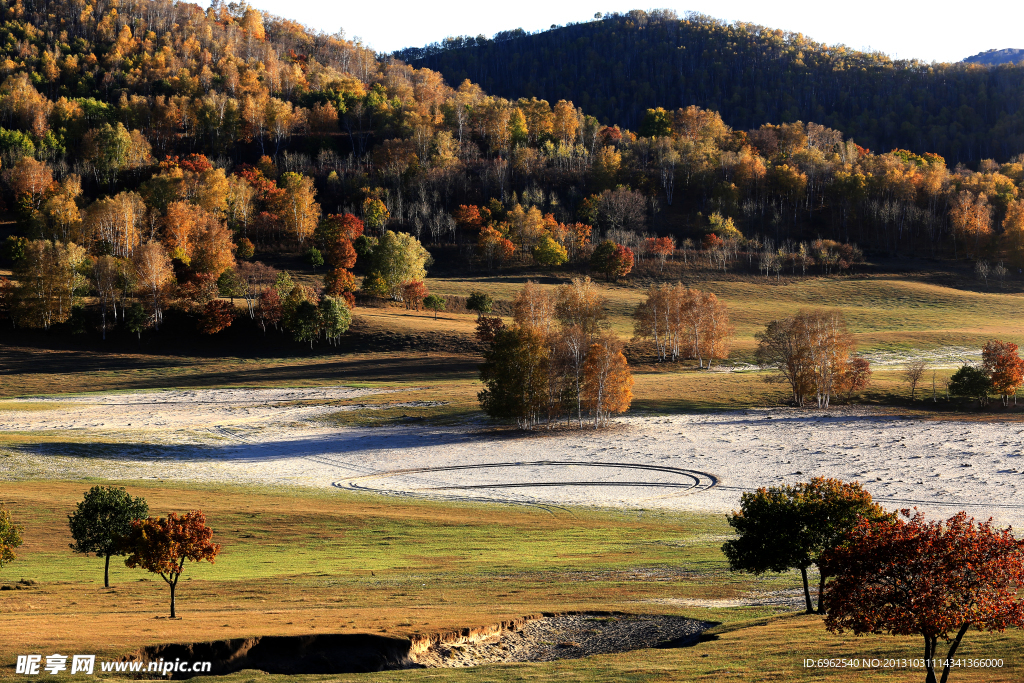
[
  {"left": 723, "top": 477, "right": 888, "bottom": 614},
  {"left": 68, "top": 486, "right": 149, "bottom": 587},
  {"left": 423, "top": 294, "right": 446, "bottom": 320},
  {"left": 822, "top": 509, "right": 1024, "bottom": 683},
  {"left": 466, "top": 291, "right": 493, "bottom": 318},
  {"left": 901, "top": 359, "right": 928, "bottom": 401},
  {"left": 122, "top": 511, "right": 220, "bottom": 618},
  {"left": 0, "top": 504, "right": 24, "bottom": 573}
]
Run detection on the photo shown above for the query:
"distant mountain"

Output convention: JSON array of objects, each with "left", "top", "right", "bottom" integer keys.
[
  {"left": 963, "top": 49, "right": 1024, "bottom": 66},
  {"left": 399, "top": 10, "right": 1024, "bottom": 162}
]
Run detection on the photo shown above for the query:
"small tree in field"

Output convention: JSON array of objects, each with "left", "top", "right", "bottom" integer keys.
[
  {"left": 402, "top": 280, "right": 428, "bottom": 310},
  {"left": 823, "top": 510, "right": 1024, "bottom": 683},
  {"left": 948, "top": 365, "right": 990, "bottom": 407},
  {"left": 0, "top": 504, "right": 23, "bottom": 573},
  {"left": 423, "top": 294, "right": 446, "bottom": 320},
  {"left": 68, "top": 486, "right": 149, "bottom": 588},
  {"left": 982, "top": 340, "right": 1024, "bottom": 405},
  {"left": 467, "top": 291, "right": 493, "bottom": 318},
  {"left": 901, "top": 359, "right": 927, "bottom": 401},
  {"left": 122, "top": 511, "right": 220, "bottom": 618},
  {"left": 723, "top": 477, "right": 887, "bottom": 614}
]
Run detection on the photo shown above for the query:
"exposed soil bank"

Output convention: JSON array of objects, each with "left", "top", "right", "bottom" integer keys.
[
  {"left": 416, "top": 612, "right": 712, "bottom": 668},
  {"left": 129, "top": 612, "right": 712, "bottom": 677},
  {"left": 131, "top": 633, "right": 419, "bottom": 677}
]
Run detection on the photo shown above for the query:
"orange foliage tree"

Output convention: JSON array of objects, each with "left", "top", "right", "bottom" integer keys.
[
  {"left": 982, "top": 340, "right": 1024, "bottom": 405},
  {"left": 402, "top": 280, "right": 429, "bottom": 310},
  {"left": 477, "top": 226, "right": 515, "bottom": 269},
  {"left": 644, "top": 236, "right": 675, "bottom": 270},
  {"left": 582, "top": 336, "right": 634, "bottom": 427},
  {"left": 122, "top": 511, "right": 220, "bottom": 618},
  {"left": 197, "top": 300, "right": 236, "bottom": 334},
  {"left": 823, "top": 510, "right": 1024, "bottom": 683}
]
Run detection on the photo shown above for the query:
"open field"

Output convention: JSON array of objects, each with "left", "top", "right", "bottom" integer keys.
[
  {"left": 1, "top": 481, "right": 1022, "bottom": 682},
  {"left": 2, "top": 271, "right": 1023, "bottom": 680},
  {"left": 427, "top": 271, "right": 1024, "bottom": 358}
]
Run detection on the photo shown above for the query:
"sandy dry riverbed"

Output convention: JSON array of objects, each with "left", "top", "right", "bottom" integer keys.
[{"left": 1, "top": 387, "right": 1023, "bottom": 525}]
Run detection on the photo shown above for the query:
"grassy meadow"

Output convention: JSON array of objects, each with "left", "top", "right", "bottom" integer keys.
[
  {"left": 1, "top": 481, "right": 1022, "bottom": 682},
  {"left": 2, "top": 269, "right": 1024, "bottom": 680}
]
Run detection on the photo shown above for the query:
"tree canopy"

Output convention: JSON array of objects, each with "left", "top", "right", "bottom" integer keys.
[
  {"left": 67, "top": 485, "right": 150, "bottom": 587},
  {"left": 122, "top": 511, "right": 220, "bottom": 619},
  {"left": 723, "top": 477, "right": 888, "bottom": 613},
  {"left": 823, "top": 509, "right": 1024, "bottom": 683}
]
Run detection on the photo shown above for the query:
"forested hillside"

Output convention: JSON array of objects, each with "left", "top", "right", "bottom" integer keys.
[
  {"left": 0, "top": 0, "right": 1023, "bottom": 348},
  {"left": 400, "top": 10, "right": 1024, "bottom": 163},
  {"left": 964, "top": 49, "right": 1024, "bottom": 67}
]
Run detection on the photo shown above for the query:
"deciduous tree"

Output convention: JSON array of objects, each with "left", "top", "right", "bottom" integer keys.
[
  {"left": 478, "top": 325, "right": 550, "bottom": 429},
  {"left": 122, "top": 511, "right": 220, "bottom": 619},
  {"left": 948, "top": 365, "right": 990, "bottom": 406},
  {"left": 67, "top": 486, "right": 149, "bottom": 588},
  {"left": 982, "top": 340, "right": 1024, "bottom": 405},
  {"left": 466, "top": 291, "right": 493, "bottom": 317},
  {"left": 423, "top": 293, "right": 446, "bottom": 319},
  {"left": 13, "top": 239, "right": 87, "bottom": 329},
  {"left": 901, "top": 359, "right": 928, "bottom": 401},
  {"left": 132, "top": 241, "right": 174, "bottom": 329},
  {"left": 0, "top": 503, "right": 23, "bottom": 573},
  {"left": 279, "top": 172, "right": 320, "bottom": 244},
  {"left": 581, "top": 335, "right": 633, "bottom": 427},
  {"left": 364, "top": 230, "right": 431, "bottom": 298},
  {"left": 755, "top": 310, "right": 856, "bottom": 407},
  {"left": 724, "top": 477, "right": 887, "bottom": 614},
  {"left": 402, "top": 280, "right": 428, "bottom": 310},
  {"left": 197, "top": 299, "right": 236, "bottom": 334},
  {"left": 533, "top": 235, "right": 568, "bottom": 266},
  {"left": 823, "top": 510, "right": 1024, "bottom": 683},
  {"left": 318, "top": 295, "right": 351, "bottom": 345}
]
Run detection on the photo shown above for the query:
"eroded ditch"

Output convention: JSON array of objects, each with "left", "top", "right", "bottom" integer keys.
[{"left": 127, "top": 612, "right": 712, "bottom": 677}]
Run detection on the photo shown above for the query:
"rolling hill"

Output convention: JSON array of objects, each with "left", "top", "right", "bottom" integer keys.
[{"left": 400, "top": 10, "right": 1024, "bottom": 163}]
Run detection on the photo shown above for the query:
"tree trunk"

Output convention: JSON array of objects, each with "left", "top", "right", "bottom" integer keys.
[
  {"left": 104, "top": 553, "right": 111, "bottom": 588},
  {"left": 169, "top": 578, "right": 177, "bottom": 618},
  {"left": 939, "top": 624, "right": 971, "bottom": 683},
  {"left": 816, "top": 571, "right": 826, "bottom": 613},
  {"left": 800, "top": 566, "right": 814, "bottom": 614},
  {"left": 923, "top": 634, "right": 937, "bottom": 683}
]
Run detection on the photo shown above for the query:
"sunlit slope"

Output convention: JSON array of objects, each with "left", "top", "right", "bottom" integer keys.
[{"left": 424, "top": 275, "right": 1024, "bottom": 354}]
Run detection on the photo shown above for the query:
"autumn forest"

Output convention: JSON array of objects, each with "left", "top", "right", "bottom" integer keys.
[{"left": 0, "top": 0, "right": 1022, "bottom": 407}]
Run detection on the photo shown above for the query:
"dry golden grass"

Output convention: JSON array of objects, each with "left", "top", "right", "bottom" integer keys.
[
  {"left": 0, "top": 480, "right": 763, "bottom": 666},
  {"left": 425, "top": 272, "right": 1024, "bottom": 358}
]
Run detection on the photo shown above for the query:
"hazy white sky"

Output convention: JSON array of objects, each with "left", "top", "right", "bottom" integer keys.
[{"left": 244, "top": 0, "right": 1022, "bottom": 64}]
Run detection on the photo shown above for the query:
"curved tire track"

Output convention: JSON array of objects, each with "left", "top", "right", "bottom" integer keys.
[{"left": 333, "top": 460, "right": 718, "bottom": 512}]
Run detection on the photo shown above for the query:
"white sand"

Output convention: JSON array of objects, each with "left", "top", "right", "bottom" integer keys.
[{"left": 2, "top": 388, "right": 1023, "bottom": 525}]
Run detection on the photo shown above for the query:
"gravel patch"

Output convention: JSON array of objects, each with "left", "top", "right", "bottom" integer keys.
[{"left": 415, "top": 613, "right": 711, "bottom": 667}]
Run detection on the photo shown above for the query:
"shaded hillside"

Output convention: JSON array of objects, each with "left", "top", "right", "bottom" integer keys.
[
  {"left": 964, "top": 49, "right": 1024, "bottom": 66},
  {"left": 400, "top": 10, "right": 1024, "bottom": 163}
]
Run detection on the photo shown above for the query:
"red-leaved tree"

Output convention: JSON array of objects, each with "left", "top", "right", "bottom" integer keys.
[
  {"left": 197, "top": 299, "right": 236, "bottom": 334},
  {"left": 982, "top": 340, "right": 1024, "bottom": 406},
  {"left": 122, "top": 511, "right": 220, "bottom": 618},
  {"left": 822, "top": 509, "right": 1024, "bottom": 683},
  {"left": 402, "top": 280, "right": 429, "bottom": 310},
  {"left": 645, "top": 236, "right": 675, "bottom": 271}
]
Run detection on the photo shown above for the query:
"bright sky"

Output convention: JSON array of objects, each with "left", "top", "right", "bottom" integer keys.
[{"left": 244, "top": 0, "right": 1022, "bottom": 65}]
